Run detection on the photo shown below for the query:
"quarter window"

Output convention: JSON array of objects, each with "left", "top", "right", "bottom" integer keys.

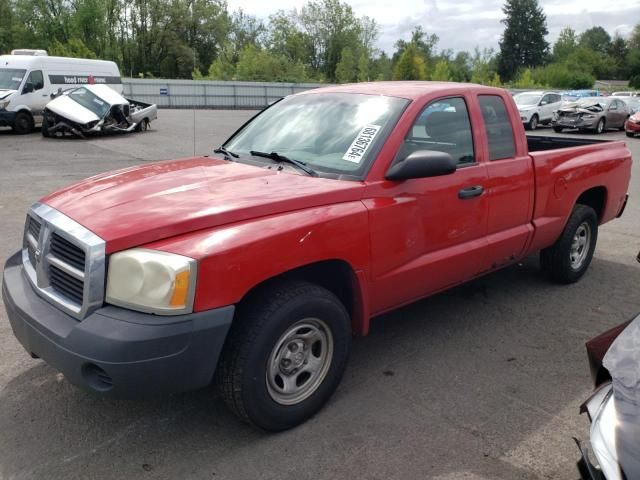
[
  {"left": 479, "top": 95, "right": 516, "bottom": 161},
  {"left": 397, "top": 97, "right": 475, "bottom": 166}
]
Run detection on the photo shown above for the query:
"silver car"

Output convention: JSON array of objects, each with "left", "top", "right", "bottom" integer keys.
[{"left": 552, "top": 97, "right": 630, "bottom": 134}]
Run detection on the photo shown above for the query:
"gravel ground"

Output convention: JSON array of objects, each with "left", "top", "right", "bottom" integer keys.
[{"left": 0, "top": 110, "right": 638, "bottom": 480}]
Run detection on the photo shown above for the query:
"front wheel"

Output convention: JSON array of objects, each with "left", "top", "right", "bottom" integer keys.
[
  {"left": 13, "top": 112, "right": 33, "bottom": 135},
  {"left": 540, "top": 204, "right": 598, "bottom": 284},
  {"left": 595, "top": 118, "right": 605, "bottom": 134},
  {"left": 216, "top": 280, "right": 351, "bottom": 431},
  {"left": 528, "top": 114, "right": 539, "bottom": 131},
  {"left": 627, "top": 131, "right": 635, "bottom": 138}
]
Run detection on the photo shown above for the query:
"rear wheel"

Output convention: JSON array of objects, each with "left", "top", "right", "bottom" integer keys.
[
  {"left": 540, "top": 204, "right": 598, "bottom": 284},
  {"left": 553, "top": 126, "right": 563, "bottom": 133},
  {"left": 216, "top": 280, "right": 351, "bottom": 431},
  {"left": 13, "top": 111, "right": 33, "bottom": 135},
  {"left": 595, "top": 118, "right": 605, "bottom": 134}
]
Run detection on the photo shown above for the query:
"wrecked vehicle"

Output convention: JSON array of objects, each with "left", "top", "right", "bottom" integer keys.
[
  {"left": 576, "top": 283, "right": 640, "bottom": 479},
  {"left": 625, "top": 111, "right": 640, "bottom": 138},
  {"left": 552, "top": 97, "right": 629, "bottom": 134},
  {"left": 41, "top": 84, "right": 157, "bottom": 138}
]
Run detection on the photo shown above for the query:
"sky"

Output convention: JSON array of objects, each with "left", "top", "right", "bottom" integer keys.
[{"left": 226, "top": 0, "right": 640, "bottom": 54}]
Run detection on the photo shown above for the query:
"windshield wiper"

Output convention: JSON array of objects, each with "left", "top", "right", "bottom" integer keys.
[
  {"left": 249, "top": 150, "right": 317, "bottom": 177},
  {"left": 213, "top": 146, "right": 239, "bottom": 160}
]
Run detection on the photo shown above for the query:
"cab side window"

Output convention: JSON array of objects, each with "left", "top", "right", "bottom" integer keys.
[
  {"left": 479, "top": 95, "right": 516, "bottom": 161},
  {"left": 397, "top": 97, "right": 475, "bottom": 166},
  {"left": 26, "top": 70, "right": 44, "bottom": 91}
]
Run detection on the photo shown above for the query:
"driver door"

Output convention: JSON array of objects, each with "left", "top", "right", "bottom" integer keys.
[
  {"left": 20, "top": 70, "right": 48, "bottom": 125},
  {"left": 364, "top": 96, "right": 490, "bottom": 315}
]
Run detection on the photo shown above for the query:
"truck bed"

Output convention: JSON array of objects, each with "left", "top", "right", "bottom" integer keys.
[{"left": 527, "top": 135, "right": 609, "bottom": 152}]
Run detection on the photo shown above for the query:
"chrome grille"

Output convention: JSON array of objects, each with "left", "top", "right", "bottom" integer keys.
[
  {"left": 50, "top": 233, "right": 86, "bottom": 271},
  {"left": 22, "top": 203, "right": 105, "bottom": 320},
  {"left": 49, "top": 264, "right": 84, "bottom": 304}
]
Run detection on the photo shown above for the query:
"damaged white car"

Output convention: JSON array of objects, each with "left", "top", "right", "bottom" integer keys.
[{"left": 42, "top": 84, "right": 157, "bottom": 138}]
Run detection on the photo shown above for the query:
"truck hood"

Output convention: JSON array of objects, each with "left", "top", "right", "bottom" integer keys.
[
  {"left": 41, "top": 157, "right": 364, "bottom": 254},
  {"left": 46, "top": 95, "right": 101, "bottom": 124},
  {"left": 0, "top": 89, "right": 16, "bottom": 100}
]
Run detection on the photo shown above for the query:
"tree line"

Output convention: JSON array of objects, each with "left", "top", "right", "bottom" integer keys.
[{"left": 0, "top": 0, "right": 639, "bottom": 88}]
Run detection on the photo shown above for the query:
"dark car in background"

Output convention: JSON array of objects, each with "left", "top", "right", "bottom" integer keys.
[{"left": 553, "top": 97, "right": 630, "bottom": 134}]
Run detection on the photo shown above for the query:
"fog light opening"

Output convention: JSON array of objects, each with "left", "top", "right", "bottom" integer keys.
[{"left": 82, "top": 363, "right": 113, "bottom": 392}]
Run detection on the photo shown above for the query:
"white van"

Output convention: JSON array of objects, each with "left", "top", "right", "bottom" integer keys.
[{"left": 0, "top": 53, "right": 122, "bottom": 134}]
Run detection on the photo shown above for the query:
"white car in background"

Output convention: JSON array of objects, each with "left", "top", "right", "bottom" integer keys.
[
  {"left": 42, "top": 84, "right": 157, "bottom": 138},
  {"left": 513, "top": 91, "right": 563, "bottom": 130}
]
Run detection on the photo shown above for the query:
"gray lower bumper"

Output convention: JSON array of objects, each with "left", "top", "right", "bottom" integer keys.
[
  {"left": 2, "top": 251, "right": 234, "bottom": 398},
  {"left": 0, "top": 110, "right": 16, "bottom": 127}
]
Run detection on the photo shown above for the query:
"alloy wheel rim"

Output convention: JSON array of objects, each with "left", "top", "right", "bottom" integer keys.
[
  {"left": 266, "top": 318, "right": 334, "bottom": 406},
  {"left": 570, "top": 222, "right": 591, "bottom": 270}
]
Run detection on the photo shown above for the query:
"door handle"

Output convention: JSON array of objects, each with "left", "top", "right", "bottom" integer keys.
[{"left": 458, "top": 185, "right": 484, "bottom": 199}]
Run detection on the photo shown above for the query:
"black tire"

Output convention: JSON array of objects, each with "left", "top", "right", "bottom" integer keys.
[
  {"left": 627, "top": 131, "right": 635, "bottom": 138},
  {"left": 41, "top": 115, "right": 50, "bottom": 138},
  {"left": 527, "top": 114, "right": 539, "bottom": 131},
  {"left": 553, "top": 126, "right": 563, "bottom": 133},
  {"left": 595, "top": 118, "right": 605, "bottom": 134},
  {"left": 141, "top": 118, "right": 149, "bottom": 131},
  {"left": 216, "top": 280, "right": 351, "bottom": 431},
  {"left": 13, "top": 111, "right": 33, "bottom": 135},
  {"left": 540, "top": 204, "right": 598, "bottom": 284}
]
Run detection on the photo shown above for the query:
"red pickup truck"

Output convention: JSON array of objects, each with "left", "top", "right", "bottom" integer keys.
[{"left": 2, "top": 82, "right": 632, "bottom": 431}]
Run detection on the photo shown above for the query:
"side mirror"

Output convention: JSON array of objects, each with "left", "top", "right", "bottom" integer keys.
[
  {"left": 386, "top": 150, "right": 457, "bottom": 181},
  {"left": 22, "top": 82, "right": 34, "bottom": 94}
]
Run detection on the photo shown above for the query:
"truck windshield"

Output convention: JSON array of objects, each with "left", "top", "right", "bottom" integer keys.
[
  {"left": 68, "top": 87, "right": 111, "bottom": 118},
  {"left": 0, "top": 68, "right": 26, "bottom": 90},
  {"left": 224, "top": 93, "right": 409, "bottom": 178},
  {"left": 514, "top": 93, "right": 541, "bottom": 106}
]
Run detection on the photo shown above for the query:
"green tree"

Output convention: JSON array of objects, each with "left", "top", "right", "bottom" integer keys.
[
  {"left": 357, "top": 51, "right": 369, "bottom": 82},
  {"left": 579, "top": 26, "right": 611, "bottom": 56},
  {"left": 393, "top": 26, "right": 438, "bottom": 65},
  {"left": 553, "top": 27, "right": 577, "bottom": 61},
  {"left": 497, "top": 0, "right": 549, "bottom": 81},
  {"left": 449, "top": 51, "right": 472, "bottom": 82},
  {"left": 299, "top": 0, "right": 363, "bottom": 81},
  {"left": 48, "top": 38, "right": 97, "bottom": 58},
  {"left": 392, "top": 42, "right": 427, "bottom": 80},
  {"left": 268, "top": 11, "right": 313, "bottom": 64},
  {"left": 431, "top": 59, "right": 451, "bottom": 81},
  {"left": 335, "top": 47, "right": 356, "bottom": 83}
]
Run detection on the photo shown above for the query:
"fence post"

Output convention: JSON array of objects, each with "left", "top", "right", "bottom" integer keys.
[{"left": 264, "top": 85, "right": 268, "bottom": 107}]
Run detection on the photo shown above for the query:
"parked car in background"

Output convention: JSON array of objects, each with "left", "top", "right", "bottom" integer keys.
[
  {"left": 0, "top": 52, "right": 121, "bottom": 134},
  {"left": 625, "top": 111, "right": 640, "bottom": 138},
  {"left": 552, "top": 97, "right": 630, "bottom": 134},
  {"left": 42, "top": 84, "right": 157, "bottom": 138},
  {"left": 611, "top": 91, "right": 639, "bottom": 97},
  {"left": 513, "top": 90, "right": 563, "bottom": 130},
  {"left": 621, "top": 97, "right": 640, "bottom": 114},
  {"left": 576, "top": 253, "right": 640, "bottom": 479}
]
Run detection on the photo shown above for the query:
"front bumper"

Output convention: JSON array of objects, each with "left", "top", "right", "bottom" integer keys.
[
  {"left": 625, "top": 120, "right": 640, "bottom": 134},
  {"left": 553, "top": 118, "right": 597, "bottom": 129},
  {"left": 0, "top": 110, "right": 17, "bottom": 128},
  {"left": 2, "top": 251, "right": 234, "bottom": 398}
]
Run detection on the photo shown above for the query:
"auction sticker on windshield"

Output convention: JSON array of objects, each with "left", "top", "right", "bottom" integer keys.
[{"left": 342, "top": 124, "right": 381, "bottom": 163}]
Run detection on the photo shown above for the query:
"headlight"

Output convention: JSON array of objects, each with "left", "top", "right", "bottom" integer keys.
[
  {"left": 0, "top": 100, "right": 9, "bottom": 110},
  {"left": 106, "top": 248, "right": 197, "bottom": 315},
  {"left": 589, "top": 387, "right": 624, "bottom": 480}
]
